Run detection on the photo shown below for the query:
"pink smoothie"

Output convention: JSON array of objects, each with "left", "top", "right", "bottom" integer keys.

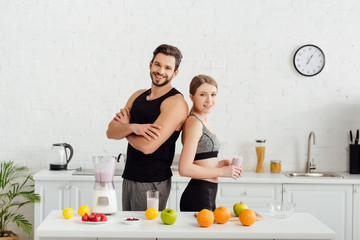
[
  {"left": 232, "top": 156, "right": 243, "bottom": 167},
  {"left": 147, "top": 197, "right": 159, "bottom": 210}
]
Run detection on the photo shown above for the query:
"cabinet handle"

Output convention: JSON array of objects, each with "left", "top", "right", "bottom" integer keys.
[
  {"left": 243, "top": 191, "right": 247, "bottom": 195},
  {"left": 355, "top": 188, "right": 359, "bottom": 193},
  {"left": 64, "top": 185, "right": 71, "bottom": 189}
]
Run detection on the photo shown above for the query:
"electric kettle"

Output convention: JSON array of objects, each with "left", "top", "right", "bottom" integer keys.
[{"left": 49, "top": 143, "right": 74, "bottom": 170}]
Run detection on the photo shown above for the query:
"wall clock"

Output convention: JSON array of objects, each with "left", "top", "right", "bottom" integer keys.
[{"left": 293, "top": 44, "right": 325, "bottom": 77}]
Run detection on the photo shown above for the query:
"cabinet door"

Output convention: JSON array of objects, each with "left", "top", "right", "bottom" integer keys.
[
  {"left": 217, "top": 183, "right": 282, "bottom": 213},
  {"left": 354, "top": 184, "right": 360, "bottom": 240},
  {"left": 283, "top": 184, "right": 352, "bottom": 240},
  {"left": 35, "top": 180, "right": 71, "bottom": 240},
  {"left": 174, "top": 182, "right": 282, "bottom": 213},
  {"left": 166, "top": 183, "right": 178, "bottom": 210},
  {"left": 70, "top": 181, "right": 95, "bottom": 210}
]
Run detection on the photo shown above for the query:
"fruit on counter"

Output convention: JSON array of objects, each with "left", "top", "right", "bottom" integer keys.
[
  {"left": 78, "top": 205, "right": 91, "bottom": 216},
  {"left": 196, "top": 209, "right": 214, "bottom": 228},
  {"left": 82, "top": 213, "right": 89, "bottom": 221},
  {"left": 239, "top": 209, "right": 256, "bottom": 226},
  {"left": 82, "top": 212, "right": 108, "bottom": 222},
  {"left": 124, "top": 217, "right": 140, "bottom": 221},
  {"left": 94, "top": 214, "right": 102, "bottom": 222},
  {"left": 160, "top": 208, "right": 177, "bottom": 225},
  {"left": 62, "top": 208, "right": 75, "bottom": 219},
  {"left": 88, "top": 212, "right": 96, "bottom": 221},
  {"left": 101, "top": 214, "right": 108, "bottom": 221},
  {"left": 145, "top": 208, "right": 159, "bottom": 220},
  {"left": 213, "top": 206, "right": 231, "bottom": 224},
  {"left": 233, "top": 202, "right": 248, "bottom": 217}
]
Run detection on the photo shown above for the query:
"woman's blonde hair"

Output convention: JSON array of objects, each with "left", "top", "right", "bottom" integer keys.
[{"left": 189, "top": 75, "right": 218, "bottom": 95}]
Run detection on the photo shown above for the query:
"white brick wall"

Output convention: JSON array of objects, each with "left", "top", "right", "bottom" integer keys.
[
  {"left": 1, "top": 0, "right": 360, "bottom": 172},
  {"left": 1, "top": 0, "right": 360, "bottom": 237}
]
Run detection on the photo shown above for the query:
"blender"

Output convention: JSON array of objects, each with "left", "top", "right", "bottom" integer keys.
[{"left": 91, "top": 156, "right": 118, "bottom": 214}]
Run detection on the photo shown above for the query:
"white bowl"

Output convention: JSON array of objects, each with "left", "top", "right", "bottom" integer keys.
[
  {"left": 122, "top": 217, "right": 141, "bottom": 225},
  {"left": 268, "top": 202, "right": 295, "bottom": 218}
]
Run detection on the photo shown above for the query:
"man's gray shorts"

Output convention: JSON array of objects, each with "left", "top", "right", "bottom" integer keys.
[{"left": 122, "top": 178, "right": 171, "bottom": 211}]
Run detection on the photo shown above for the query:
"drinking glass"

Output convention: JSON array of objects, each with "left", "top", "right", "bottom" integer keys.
[{"left": 146, "top": 190, "right": 159, "bottom": 211}]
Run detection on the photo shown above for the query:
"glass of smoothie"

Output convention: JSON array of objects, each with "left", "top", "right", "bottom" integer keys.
[{"left": 146, "top": 190, "right": 159, "bottom": 211}]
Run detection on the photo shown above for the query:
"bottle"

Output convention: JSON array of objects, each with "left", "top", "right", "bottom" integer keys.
[{"left": 255, "top": 140, "right": 266, "bottom": 173}]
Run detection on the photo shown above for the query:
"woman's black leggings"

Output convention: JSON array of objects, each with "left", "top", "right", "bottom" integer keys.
[{"left": 180, "top": 179, "right": 218, "bottom": 212}]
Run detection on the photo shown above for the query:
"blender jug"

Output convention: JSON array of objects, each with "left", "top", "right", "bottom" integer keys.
[
  {"left": 91, "top": 156, "right": 118, "bottom": 214},
  {"left": 49, "top": 143, "right": 74, "bottom": 170}
]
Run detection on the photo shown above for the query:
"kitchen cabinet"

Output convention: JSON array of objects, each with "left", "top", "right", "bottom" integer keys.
[
  {"left": 172, "top": 182, "right": 282, "bottom": 213},
  {"left": 216, "top": 183, "right": 282, "bottom": 212},
  {"left": 353, "top": 184, "right": 360, "bottom": 240},
  {"left": 283, "top": 184, "right": 352, "bottom": 240}
]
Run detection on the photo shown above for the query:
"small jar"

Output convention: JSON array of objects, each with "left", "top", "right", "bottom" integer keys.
[{"left": 270, "top": 160, "right": 281, "bottom": 173}]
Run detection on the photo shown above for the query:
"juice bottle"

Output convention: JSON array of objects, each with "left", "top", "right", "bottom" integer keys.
[{"left": 255, "top": 140, "right": 266, "bottom": 173}]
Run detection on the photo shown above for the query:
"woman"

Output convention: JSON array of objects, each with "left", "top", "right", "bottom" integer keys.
[{"left": 178, "top": 75, "right": 242, "bottom": 212}]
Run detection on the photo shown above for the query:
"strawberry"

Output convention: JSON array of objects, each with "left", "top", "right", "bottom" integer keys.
[
  {"left": 91, "top": 216, "right": 99, "bottom": 222},
  {"left": 88, "top": 212, "right": 96, "bottom": 221},
  {"left": 95, "top": 214, "right": 102, "bottom": 222},
  {"left": 82, "top": 213, "right": 89, "bottom": 221},
  {"left": 100, "top": 214, "right": 108, "bottom": 222}
]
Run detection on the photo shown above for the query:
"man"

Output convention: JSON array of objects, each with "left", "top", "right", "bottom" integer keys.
[{"left": 107, "top": 44, "right": 188, "bottom": 211}]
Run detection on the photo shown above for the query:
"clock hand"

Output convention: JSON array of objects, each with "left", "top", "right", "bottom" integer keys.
[{"left": 306, "top": 54, "right": 314, "bottom": 65}]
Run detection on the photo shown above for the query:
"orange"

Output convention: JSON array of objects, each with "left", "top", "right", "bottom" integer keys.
[
  {"left": 145, "top": 208, "right": 159, "bottom": 220},
  {"left": 196, "top": 209, "right": 214, "bottom": 228},
  {"left": 214, "top": 206, "right": 231, "bottom": 224},
  {"left": 239, "top": 209, "right": 256, "bottom": 226}
]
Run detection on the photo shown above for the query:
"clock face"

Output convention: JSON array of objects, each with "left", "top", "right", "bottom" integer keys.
[{"left": 293, "top": 44, "right": 325, "bottom": 77}]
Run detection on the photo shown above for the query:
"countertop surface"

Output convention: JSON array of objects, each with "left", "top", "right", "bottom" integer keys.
[
  {"left": 37, "top": 210, "right": 335, "bottom": 239},
  {"left": 34, "top": 168, "right": 360, "bottom": 184}
]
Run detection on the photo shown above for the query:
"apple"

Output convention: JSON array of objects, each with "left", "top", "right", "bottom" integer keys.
[
  {"left": 233, "top": 202, "right": 248, "bottom": 217},
  {"left": 160, "top": 208, "right": 177, "bottom": 225}
]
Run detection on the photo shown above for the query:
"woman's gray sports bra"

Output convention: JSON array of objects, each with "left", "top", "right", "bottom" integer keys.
[{"left": 189, "top": 114, "right": 220, "bottom": 160}]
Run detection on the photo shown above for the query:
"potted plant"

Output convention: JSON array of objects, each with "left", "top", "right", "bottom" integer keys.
[{"left": 0, "top": 161, "right": 41, "bottom": 239}]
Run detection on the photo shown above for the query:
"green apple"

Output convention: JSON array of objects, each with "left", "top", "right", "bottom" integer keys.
[
  {"left": 233, "top": 202, "right": 248, "bottom": 217},
  {"left": 160, "top": 208, "right": 177, "bottom": 225}
]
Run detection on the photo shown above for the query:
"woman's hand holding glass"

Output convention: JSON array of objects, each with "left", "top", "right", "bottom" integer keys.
[{"left": 220, "top": 160, "right": 242, "bottom": 180}]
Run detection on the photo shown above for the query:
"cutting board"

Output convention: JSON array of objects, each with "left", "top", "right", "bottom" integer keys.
[{"left": 194, "top": 211, "right": 263, "bottom": 221}]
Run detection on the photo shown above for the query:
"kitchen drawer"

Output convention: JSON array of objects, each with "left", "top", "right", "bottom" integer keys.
[{"left": 216, "top": 183, "right": 282, "bottom": 212}]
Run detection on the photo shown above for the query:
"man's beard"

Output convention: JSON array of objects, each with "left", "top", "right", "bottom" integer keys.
[{"left": 150, "top": 72, "right": 174, "bottom": 87}]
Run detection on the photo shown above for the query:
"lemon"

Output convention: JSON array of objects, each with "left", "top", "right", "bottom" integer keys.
[
  {"left": 78, "top": 205, "right": 91, "bottom": 216},
  {"left": 145, "top": 208, "right": 159, "bottom": 220},
  {"left": 62, "top": 208, "right": 75, "bottom": 219}
]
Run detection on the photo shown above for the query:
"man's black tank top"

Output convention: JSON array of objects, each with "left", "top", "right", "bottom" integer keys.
[{"left": 122, "top": 88, "right": 182, "bottom": 182}]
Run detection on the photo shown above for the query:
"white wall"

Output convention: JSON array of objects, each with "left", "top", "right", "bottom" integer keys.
[
  {"left": 2, "top": 0, "right": 360, "bottom": 170},
  {"left": 2, "top": 0, "right": 360, "bottom": 172}
]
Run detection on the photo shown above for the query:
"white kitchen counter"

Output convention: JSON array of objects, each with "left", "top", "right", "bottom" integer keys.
[
  {"left": 33, "top": 168, "right": 360, "bottom": 184},
  {"left": 37, "top": 210, "right": 335, "bottom": 239}
]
